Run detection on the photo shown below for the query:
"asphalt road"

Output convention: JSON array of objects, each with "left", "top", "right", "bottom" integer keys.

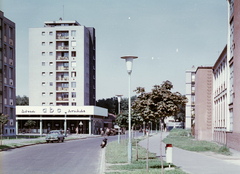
[
  {"left": 0, "top": 132, "right": 144, "bottom": 174},
  {"left": 0, "top": 135, "right": 118, "bottom": 174}
]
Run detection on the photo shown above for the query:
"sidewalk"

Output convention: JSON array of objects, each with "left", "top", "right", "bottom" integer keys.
[
  {"left": 139, "top": 132, "right": 240, "bottom": 174},
  {"left": 1, "top": 134, "right": 101, "bottom": 147}
]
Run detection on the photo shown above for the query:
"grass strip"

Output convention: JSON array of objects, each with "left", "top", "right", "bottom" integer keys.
[
  {"left": 105, "top": 137, "right": 187, "bottom": 174},
  {"left": 163, "top": 129, "right": 231, "bottom": 156}
]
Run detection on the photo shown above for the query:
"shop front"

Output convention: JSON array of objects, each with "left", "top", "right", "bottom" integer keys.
[{"left": 16, "top": 106, "right": 108, "bottom": 135}]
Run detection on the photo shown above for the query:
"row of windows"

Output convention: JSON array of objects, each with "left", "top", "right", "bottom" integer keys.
[
  {"left": 42, "top": 92, "right": 76, "bottom": 97},
  {"left": 42, "top": 102, "right": 77, "bottom": 106},
  {"left": 42, "top": 30, "right": 76, "bottom": 37},
  {"left": 42, "top": 52, "right": 53, "bottom": 56},
  {"left": 42, "top": 42, "right": 53, "bottom": 46},
  {"left": 42, "top": 62, "right": 53, "bottom": 66},
  {"left": 42, "top": 51, "right": 77, "bottom": 57},
  {"left": 41, "top": 82, "right": 76, "bottom": 87},
  {"left": 41, "top": 72, "right": 77, "bottom": 78}
]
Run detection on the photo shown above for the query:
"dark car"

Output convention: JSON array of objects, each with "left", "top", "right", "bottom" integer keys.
[{"left": 46, "top": 130, "right": 65, "bottom": 143}]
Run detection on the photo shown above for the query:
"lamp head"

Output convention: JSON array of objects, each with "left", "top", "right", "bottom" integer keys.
[
  {"left": 116, "top": 95, "right": 123, "bottom": 102},
  {"left": 121, "top": 56, "right": 138, "bottom": 74}
]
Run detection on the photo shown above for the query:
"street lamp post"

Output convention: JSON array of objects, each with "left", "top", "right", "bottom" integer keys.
[
  {"left": 121, "top": 55, "right": 138, "bottom": 163},
  {"left": 116, "top": 94, "right": 123, "bottom": 144}
]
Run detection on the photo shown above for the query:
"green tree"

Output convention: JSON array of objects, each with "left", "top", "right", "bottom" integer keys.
[
  {"left": 120, "top": 96, "right": 137, "bottom": 113},
  {"left": 24, "top": 120, "right": 36, "bottom": 132},
  {"left": 132, "top": 80, "right": 187, "bottom": 172},
  {"left": 173, "top": 99, "right": 186, "bottom": 123},
  {"left": 96, "top": 97, "right": 118, "bottom": 114},
  {"left": 16, "top": 95, "right": 29, "bottom": 105},
  {"left": 132, "top": 80, "right": 187, "bottom": 123},
  {"left": 0, "top": 114, "right": 9, "bottom": 145}
]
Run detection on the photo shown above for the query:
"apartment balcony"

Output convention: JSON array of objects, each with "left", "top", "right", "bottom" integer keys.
[
  {"left": 56, "top": 77, "right": 69, "bottom": 81},
  {"left": 9, "top": 38, "right": 14, "bottom": 46},
  {"left": 4, "top": 77, "right": 7, "bottom": 84},
  {"left": 9, "top": 79, "right": 14, "bottom": 86},
  {"left": 56, "top": 46, "right": 69, "bottom": 50},
  {"left": 56, "top": 36, "right": 69, "bottom": 40},
  {"left": 56, "top": 87, "right": 69, "bottom": 91},
  {"left": 9, "top": 59, "right": 14, "bottom": 66},
  {"left": 56, "top": 97, "right": 69, "bottom": 101},
  {"left": 56, "top": 67, "right": 69, "bottom": 71},
  {"left": 4, "top": 56, "right": 7, "bottom": 63},
  {"left": 10, "top": 99, "right": 13, "bottom": 106},
  {"left": 56, "top": 56, "right": 69, "bottom": 61}
]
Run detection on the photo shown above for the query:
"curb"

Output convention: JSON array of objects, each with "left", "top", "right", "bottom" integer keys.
[{"left": 0, "top": 135, "right": 101, "bottom": 152}]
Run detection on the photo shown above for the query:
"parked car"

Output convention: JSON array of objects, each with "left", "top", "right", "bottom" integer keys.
[{"left": 46, "top": 130, "right": 65, "bottom": 143}]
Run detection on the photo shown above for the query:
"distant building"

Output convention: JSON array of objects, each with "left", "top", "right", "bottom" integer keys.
[
  {"left": 16, "top": 19, "right": 107, "bottom": 135},
  {"left": 185, "top": 66, "right": 196, "bottom": 129},
  {"left": 0, "top": 11, "right": 16, "bottom": 135},
  {"left": 195, "top": 66, "right": 213, "bottom": 141}
]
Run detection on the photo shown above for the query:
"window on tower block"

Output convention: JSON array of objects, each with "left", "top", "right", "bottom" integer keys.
[
  {"left": 71, "top": 41, "right": 76, "bottom": 47},
  {"left": 72, "top": 92, "right": 76, "bottom": 98},
  {"left": 71, "top": 51, "right": 76, "bottom": 57},
  {"left": 71, "top": 30, "right": 76, "bottom": 37},
  {"left": 71, "top": 82, "right": 76, "bottom": 88}
]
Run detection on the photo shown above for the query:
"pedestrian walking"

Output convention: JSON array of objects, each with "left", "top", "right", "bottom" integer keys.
[{"left": 75, "top": 127, "right": 78, "bottom": 134}]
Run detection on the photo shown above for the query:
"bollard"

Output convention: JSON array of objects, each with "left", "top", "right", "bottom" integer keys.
[{"left": 165, "top": 144, "right": 173, "bottom": 168}]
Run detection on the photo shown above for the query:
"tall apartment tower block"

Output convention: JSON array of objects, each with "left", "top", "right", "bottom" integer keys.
[
  {"left": 29, "top": 19, "right": 96, "bottom": 107},
  {"left": 185, "top": 66, "right": 196, "bottom": 129},
  {"left": 0, "top": 11, "right": 16, "bottom": 135}
]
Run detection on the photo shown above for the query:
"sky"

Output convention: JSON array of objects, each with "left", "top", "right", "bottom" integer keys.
[{"left": 1, "top": 0, "right": 228, "bottom": 100}]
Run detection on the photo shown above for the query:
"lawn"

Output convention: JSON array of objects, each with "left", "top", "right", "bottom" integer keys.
[
  {"left": 162, "top": 129, "right": 231, "bottom": 156},
  {"left": 105, "top": 136, "right": 187, "bottom": 174}
]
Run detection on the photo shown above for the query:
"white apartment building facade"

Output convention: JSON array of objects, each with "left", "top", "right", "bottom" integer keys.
[
  {"left": 16, "top": 19, "right": 107, "bottom": 135},
  {"left": 29, "top": 19, "right": 96, "bottom": 106},
  {"left": 185, "top": 66, "right": 196, "bottom": 129}
]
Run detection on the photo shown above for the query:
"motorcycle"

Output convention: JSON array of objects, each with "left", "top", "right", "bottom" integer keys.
[{"left": 100, "top": 138, "right": 108, "bottom": 148}]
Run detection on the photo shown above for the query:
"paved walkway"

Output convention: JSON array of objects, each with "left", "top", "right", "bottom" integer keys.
[{"left": 139, "top": 132, "right": 240, "bottom": 174}]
